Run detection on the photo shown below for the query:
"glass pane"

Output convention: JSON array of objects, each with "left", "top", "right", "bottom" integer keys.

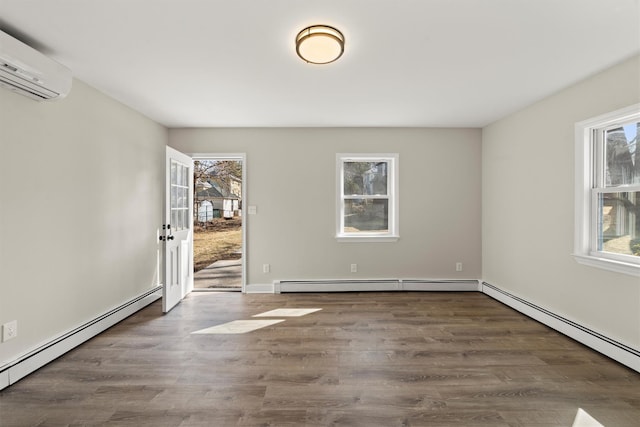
[
  {"left": 177, "top": 187, "right": 183, "bottom": 209},
  {"left": 171, "top": 209, "right": 178, "bottom": 230},
  {"left": 171, "top": 160, "right": 177, "bottom": 185},
  {"left": 344, "top": 161, "right": 388, "bottom": 196},
  {"left": 605, "top": 121, "right": 639, "bottom": 187},
  {"left": 182, "top": 187, "right": 189, "bottom": 208},
  {"left": 178, "top": 164, "right": 185, "bottom": 186},
  {"left": 343, "top": 199, "right": 389, "bottom": 233},
  {"left": 597, "top": 191, "right": 640, "bottom": 257},
  {"left": 182, "top": 165, "right": 189, "bottom": 188},
  {"left": 171, "top": 185, "right": 177, "bottom": 208}
]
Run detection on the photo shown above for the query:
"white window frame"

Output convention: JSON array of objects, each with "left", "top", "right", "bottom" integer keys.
[
  {"left": 574, "top": 103, "right": 640, "bottom": 277},
  {"left": 336, "top": 153, "right": 399, "bottom": 242}
]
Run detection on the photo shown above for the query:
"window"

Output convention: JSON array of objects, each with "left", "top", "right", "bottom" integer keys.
[
  {"left": 574, "top": 104, "right": 640, "bottom": 276},
  {"left": 170, "top": 159, "right": 190, "bottom": 231},
  {"left": 336, "top": 153, "right": 399, "bottom": 242}
]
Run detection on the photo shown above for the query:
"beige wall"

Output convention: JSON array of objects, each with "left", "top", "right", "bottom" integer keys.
[
  {"left": 170, "top": 127, "right": 482, "bottom": 285},
  {"left": 482, "top": 55, "right": 640, "bottom": 349},
  {"left": 0, "top": 79, "right": 167, "bottom": 367}
]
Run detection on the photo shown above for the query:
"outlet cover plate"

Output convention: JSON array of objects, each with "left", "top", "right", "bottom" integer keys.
[{"left": 2, "top": 320, "right": 17, "bottom": 342}]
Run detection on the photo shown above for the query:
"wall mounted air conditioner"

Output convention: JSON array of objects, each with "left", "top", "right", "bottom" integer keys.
[{"left": 0, "top": 30, "right": 72, "bottom": 101}]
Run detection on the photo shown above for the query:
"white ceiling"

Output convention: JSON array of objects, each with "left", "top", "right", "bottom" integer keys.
[{"left": 1, "top": 0, "right": 639, "bottom": 128}]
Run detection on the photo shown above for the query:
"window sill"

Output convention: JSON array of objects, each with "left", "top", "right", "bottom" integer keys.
[
  {"left": 573, "top": 254, "right": 640, "bottom": 277},
  {"left": 336, "top": 235, "right": 399, "bottom": 243}
]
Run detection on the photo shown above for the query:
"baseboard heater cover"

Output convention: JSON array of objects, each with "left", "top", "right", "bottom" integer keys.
[
  {"left": 275, "top": 279, "right": 480, "bottom": 293},
  {"left": 482, "top": 282, "right": 640, "bottom": 373},
  {"left": 402, "top": 279, "right": 480, "bottom": 292},
  {"left": 0, "top": 286, "right": 162, "bottom": 390}
]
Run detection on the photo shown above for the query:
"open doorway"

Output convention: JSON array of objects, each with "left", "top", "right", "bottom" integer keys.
[{"left": 192, "top": 157, "right": 244, "bottom": 291}]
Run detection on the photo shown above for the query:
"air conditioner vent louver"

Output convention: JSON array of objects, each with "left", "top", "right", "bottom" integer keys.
[
  {"left": 0, "top": 30, "right": 71, "bottom": 101},
  {"left": 0, "top": 65, "right": 58, "bottom": 99}
]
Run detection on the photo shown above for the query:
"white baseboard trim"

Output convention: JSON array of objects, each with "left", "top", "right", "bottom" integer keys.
[
  {"left": 482, "top": 282, "right": 640, "bottom": 373},
  {"left": 401, "top": 280, "right": 481, "bottom": 292},
  {"left": 0, "top": 286, "right": 162, "bottom": 391},
  {"left": 3, "top": 280, "right": 637, "bottom": 391},
  {"left": 274, "top": 279, "right": 480, "bottom": 293},
  {"left": 277, "top": 279, "right": 399, "bottom": 293},
  {"left": 0, "top": 369, "right": 8, "bottom": 390},
  {"left": 245, "top": 283, "right": 275, "bottom": 293},
  {"left": 267, "top": 278, "right": 639, "bottom": 372}
]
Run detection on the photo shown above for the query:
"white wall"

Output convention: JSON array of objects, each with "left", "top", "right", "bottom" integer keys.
[
  {"left": 482, "top": 55, "right": 640, "bottom": 349},
  {"left": 170, "top": 127, "right": 482, "bottom": 286},
  {"left": 0, "top": 79, "right": 167, "bottom": 368}
]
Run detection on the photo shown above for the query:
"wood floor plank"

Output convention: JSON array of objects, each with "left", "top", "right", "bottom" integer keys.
[{"left": 1, "top": 291, "right": 639, "bottom": 426}]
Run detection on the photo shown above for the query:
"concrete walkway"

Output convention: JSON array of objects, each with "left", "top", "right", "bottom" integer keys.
[{"left": 194, "top": 258, "right": 242, "bottom": 290}]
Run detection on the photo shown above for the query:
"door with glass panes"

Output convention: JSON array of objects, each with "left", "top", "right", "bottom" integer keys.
[{"left": 163, "top": 147, "right": 193, "bottom": 312}]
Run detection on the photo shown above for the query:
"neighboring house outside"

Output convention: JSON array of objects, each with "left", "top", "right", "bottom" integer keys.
[
  {"left": 229, "top": 174, "right": 242, "bottom": 202},
  {"left": 195, "top": 177, "right": 241, "bottom": 223}
]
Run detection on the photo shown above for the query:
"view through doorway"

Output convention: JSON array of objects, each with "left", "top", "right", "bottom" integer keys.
[{"left": 192, "top": 157, "right": 244, "bottom": 291}]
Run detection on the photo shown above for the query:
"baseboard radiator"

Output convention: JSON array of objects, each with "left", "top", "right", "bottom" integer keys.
[
  {"left": 2, "top": 280, "right": 637, "bottom": 390},
  {"left": 273, "top": 278, "right": 639, "bottom": 373},
  {"left": 275, "top": 279, "right": 480, "bottom": 293},
  {"left": 482, "top": 282, "right": 640, "bottom": 373},
  {"left": 0, "top": 286, "right": 162, "bottom": 391}
]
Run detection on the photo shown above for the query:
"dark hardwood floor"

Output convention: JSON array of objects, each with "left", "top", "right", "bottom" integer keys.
[{"left": 1, "top": 292, "right": 639, "bottom": 426}]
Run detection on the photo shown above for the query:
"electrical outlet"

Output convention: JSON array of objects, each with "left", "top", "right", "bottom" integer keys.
[
  {"left": 263, "top": 264, "right": 270, "bottom": 273},
  {"left": 2, "top": 320, "right": 17, "bottom": 342},
  {"left": 456, "top": 262, "right": 463, "bottom": 272},
  {"left": 351, "top": 264, "right": 357, "bottom": 273}
]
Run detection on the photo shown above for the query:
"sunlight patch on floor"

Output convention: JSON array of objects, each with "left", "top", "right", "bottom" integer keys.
[
  {"left": 572, "top": 408, "right": 604, "bottom": 427},
  {"left": 253, "top": 308, "right": 322, "bottom": 317},
  {"left": 191, "top": 319, "right": 285, "bottom": 334}
]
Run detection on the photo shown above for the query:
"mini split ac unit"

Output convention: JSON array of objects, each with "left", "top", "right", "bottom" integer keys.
[{"left": 0, "top": 30, "right": 72, "bottom": 101}]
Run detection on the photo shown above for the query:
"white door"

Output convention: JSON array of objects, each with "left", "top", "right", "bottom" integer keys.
[{"left": 163, "top": 147, "right": 194, "bottom": 313}]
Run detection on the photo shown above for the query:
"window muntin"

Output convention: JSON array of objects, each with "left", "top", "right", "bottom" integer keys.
[
  {"left": 337, "top": 154, "right": 398, "bottom": 241},
  {"left": 574, "top": 105, "right": 640, "bottom": 275}
]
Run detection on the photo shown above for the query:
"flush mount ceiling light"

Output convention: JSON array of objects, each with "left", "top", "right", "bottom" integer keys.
[{"left": 295, "top": 25, "right": 345, "bottom": 64}]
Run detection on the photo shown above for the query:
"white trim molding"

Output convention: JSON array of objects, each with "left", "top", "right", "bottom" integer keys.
[
  {"left": 188, "top": 152, "right": 248, "bottom": 291},
  {"left": 261, "top": 278, "right": 640, "bottom": 372},
  {"left": 0, "top": 287, "right": 162, "bottom": 391},
  {"left": 573, "top": 253, "right": 640, "bottom": 277},
  {"left": 482, "top": 282, "right": 640, "bottom": 373},
  {"left": 274, "top": 279, "right": 480, "bottom": 293},
  {"left": 574, "top": 104, "right": 640, "bottom": 277},
  {"left": 3, "top": 280, "right": 638, "bottom": 391},
  {"left": 336, "top": 153, "right": 400, "bottom": 242},
  {"left": 245, "top": 283, "right": 276, "bottom": 293}
]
